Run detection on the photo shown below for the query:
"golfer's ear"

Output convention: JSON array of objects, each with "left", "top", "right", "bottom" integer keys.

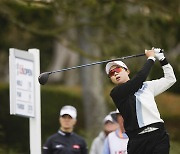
[{"left": 127, "top": 69, "right": 130, "bottom": 75}]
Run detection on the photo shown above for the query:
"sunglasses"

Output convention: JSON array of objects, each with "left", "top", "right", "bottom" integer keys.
[{"left": 108, "top": 67, "right": 124, "bottom": 77}]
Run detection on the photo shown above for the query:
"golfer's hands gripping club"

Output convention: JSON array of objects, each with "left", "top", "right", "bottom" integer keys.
[
  {"left": 145, "top": 49, "right": 155, "bottom": 59},
  {"left": 152, "top": 47, "right": 165, "bottom": 61}
]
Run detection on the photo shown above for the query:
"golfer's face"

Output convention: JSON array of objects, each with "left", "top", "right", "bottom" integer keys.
[
  {"left": 109, "top": 65, "right": 129, "bottom": 85},
  {"left": 60, "top": 114, "right": 76, "bottom": 130}
]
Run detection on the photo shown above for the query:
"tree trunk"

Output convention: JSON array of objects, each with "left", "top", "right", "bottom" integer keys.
[
  {"left": 48, "top": 40, "right": 79, "bottom": 85},
  {"left": 77, "top": 26, "right": 107, "bottom": 136}
]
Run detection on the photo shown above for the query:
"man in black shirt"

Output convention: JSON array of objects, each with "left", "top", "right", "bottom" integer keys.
[
  {"left": 42, "top": 105, "right": 88, "bottom": 154},
  {"left": 105, "top": 48, "right": 176, "bottom": 154}
]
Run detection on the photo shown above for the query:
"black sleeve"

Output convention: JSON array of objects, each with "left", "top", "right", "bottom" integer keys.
[
  {"left": 81, "top": 139, "right": 88, "bottom": 154},
  {"left": 110, "top": 59, "right": 155, "bottom": 100},
  {"left": 42, "top": 138, "right": 52, "bottom": 154}
]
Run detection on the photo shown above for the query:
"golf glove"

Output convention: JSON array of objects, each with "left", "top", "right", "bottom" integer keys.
[{"left": 153, "top": 47, "right": 165, "bottom": 61}]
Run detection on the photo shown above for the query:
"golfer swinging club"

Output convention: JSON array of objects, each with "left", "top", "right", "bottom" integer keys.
[{"left": 105, "top": 48, "right": 176, "bottom": 154}]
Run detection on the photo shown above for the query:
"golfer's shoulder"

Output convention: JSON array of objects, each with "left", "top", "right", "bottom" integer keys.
[{"left": 110, "top": 84, "right": 125, "bottom": 97}]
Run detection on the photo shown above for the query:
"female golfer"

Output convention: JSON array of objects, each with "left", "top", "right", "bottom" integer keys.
[{"left": 105, "top": 48, "right": 176, "bottom": 154}]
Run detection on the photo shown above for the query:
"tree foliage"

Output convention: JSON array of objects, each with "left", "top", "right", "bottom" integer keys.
[{"left": 1, "top": 0, "right": 180, "bottom": 58}]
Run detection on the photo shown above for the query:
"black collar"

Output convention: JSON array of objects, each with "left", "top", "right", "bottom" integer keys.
[{"left": 58, "top": 130, "right": 73, "bottom": 136}]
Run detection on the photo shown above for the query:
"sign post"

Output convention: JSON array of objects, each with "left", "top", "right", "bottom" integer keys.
[
  {"left": 9, "top": 48, "right": 41, "bottom": 154},
  {"left": 28, "top": 49, "right": 41, "bottom": 154}
]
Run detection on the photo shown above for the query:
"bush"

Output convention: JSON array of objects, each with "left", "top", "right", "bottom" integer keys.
[
  {"left": 0, "top": 83, "right": 180, "bottom": 153},
  {"left": 0, "top": 83, "right": 84, "bottom": 153}
]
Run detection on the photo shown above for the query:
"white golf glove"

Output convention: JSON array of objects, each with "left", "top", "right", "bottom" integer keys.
[{"left": 153, "top": 47, "right": 165, "bottom": 61}]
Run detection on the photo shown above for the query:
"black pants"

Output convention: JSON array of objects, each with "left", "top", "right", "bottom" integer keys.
[{"left": 127, "top": 128, "right": 170, "bottom": 154}]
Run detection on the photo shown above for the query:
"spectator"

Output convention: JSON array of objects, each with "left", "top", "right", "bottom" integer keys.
[
  {"left": 42, "top": 105, "right": 88, "bottom": 154},
  {"left": 103, "top": 110, "right": 129, "bottom": 154},
  {"left": 89, "top": 113, "right": 118, "bottom": 154}
]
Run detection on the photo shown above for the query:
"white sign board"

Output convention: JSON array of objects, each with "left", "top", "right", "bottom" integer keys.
[{"left": 9, "top": 48, "right": 35, "bottom": 117}]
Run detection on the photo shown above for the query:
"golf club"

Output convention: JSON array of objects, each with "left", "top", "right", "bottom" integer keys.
[{"left": 38, "top": 53, "right": 145, "bottom": 85}]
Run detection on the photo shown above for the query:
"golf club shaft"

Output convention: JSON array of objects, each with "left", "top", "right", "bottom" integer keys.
[{"left": 49, "top": 53, "right": 145, "bottom": 74}]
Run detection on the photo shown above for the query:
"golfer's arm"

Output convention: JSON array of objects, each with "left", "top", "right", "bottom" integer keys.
[
  {"left": 150, "top": 59, "right": 176, "bottom": 96},
  {"left": 111, "top": 59, "right": 155, "bottom": 99}
]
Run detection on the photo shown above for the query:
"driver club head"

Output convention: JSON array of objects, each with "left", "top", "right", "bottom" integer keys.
[{"left": 38, "top": 72, "right": 50, "bottom": 85}]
